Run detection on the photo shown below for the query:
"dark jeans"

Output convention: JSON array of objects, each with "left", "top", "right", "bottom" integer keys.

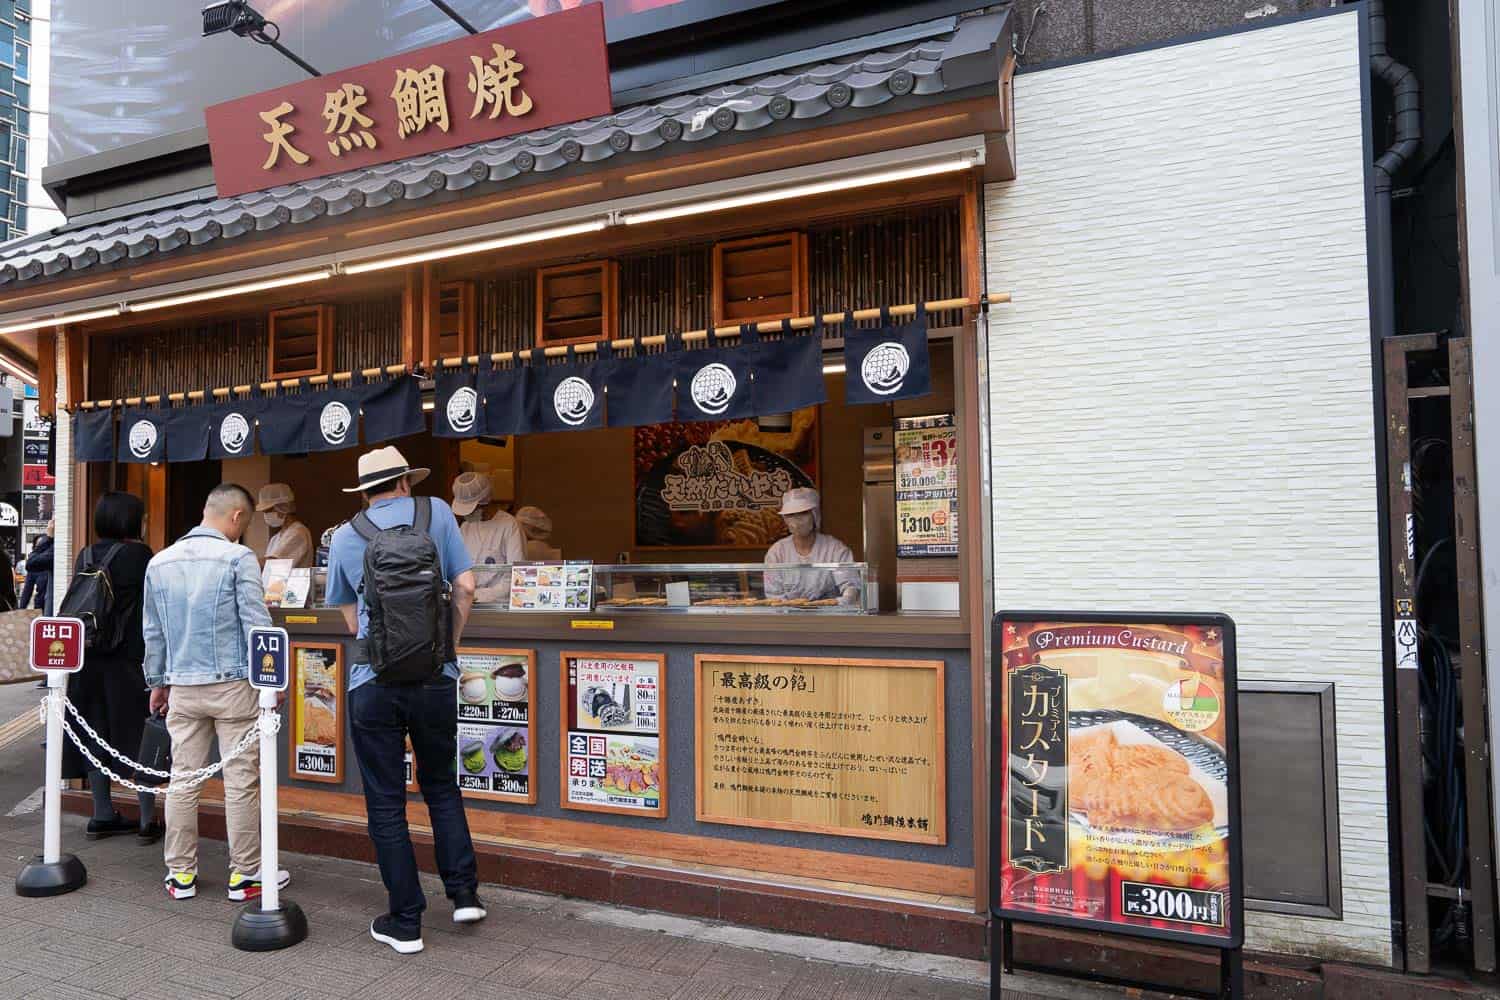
[{"left": 349, "top": 675, "right": 477, "bottom": 933}]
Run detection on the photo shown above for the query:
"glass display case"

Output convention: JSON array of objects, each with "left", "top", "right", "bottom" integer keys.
[
  {"left": 303, "top": 562, "right": 870, "bottom": 613},
  {"left": 592, "top": 562, "right": 870, "bottom": 613}
]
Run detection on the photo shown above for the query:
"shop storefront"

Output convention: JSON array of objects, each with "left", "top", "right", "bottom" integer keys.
[{"left": 0, "top": 6, "right": 1018, "bottom": 958}]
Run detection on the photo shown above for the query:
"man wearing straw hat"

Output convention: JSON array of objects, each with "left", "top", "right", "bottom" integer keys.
[{"left": 325, "top": 446, "right": 483, "bottom": 954}]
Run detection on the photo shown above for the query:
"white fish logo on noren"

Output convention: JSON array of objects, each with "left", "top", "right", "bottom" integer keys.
[
  {"left": 128, "top": 420, "right": 158, "bottom": 459},
  {"left": 553, "top": 377, "right": 595, "bottom": 426},
  {"left": 690, "top": 363, "right": 736, "bottom": 415},
  {"left": 860, "top": 342, "right": 910, "bottom": 396},
  {"left": 446, "top": 386, "right": 478, "bottom": 434}
]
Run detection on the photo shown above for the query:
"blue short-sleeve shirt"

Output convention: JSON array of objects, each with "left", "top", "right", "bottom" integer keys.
[{"left": 326, "top": 496, "right": 475, "bottom": 690}]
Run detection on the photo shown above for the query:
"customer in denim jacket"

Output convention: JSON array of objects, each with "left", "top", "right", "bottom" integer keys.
[{"left": 143, "top": 483, "right": 287, "bottom": 903}]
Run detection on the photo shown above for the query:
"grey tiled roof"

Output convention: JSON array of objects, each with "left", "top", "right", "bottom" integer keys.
[{"left": 0, "top": 12, "right": 1007, "bottom": 289}]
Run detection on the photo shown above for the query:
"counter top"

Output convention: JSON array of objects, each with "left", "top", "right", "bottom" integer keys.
[{"left": 272, "top": 607, "right": 971, "bottom": 650}]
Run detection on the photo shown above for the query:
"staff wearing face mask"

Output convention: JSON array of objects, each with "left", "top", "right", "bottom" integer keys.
[
  {"left": 763, "top": 488, "right": 861, "bottom": 605},
  {"left": 256, "top": 483, "right": 313, "bottom": 568},
  {"left": 452, "top": 472, "right": 526, "bottom": 604}
]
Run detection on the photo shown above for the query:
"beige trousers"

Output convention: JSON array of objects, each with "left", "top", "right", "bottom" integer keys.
[{"left": 164, "top": 679, "right": 260, "bottom": 876}]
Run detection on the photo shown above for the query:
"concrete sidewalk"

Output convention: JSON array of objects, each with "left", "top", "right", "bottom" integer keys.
[{"left": 0, "top": 804, "right": 1080, "bottom": 1000}]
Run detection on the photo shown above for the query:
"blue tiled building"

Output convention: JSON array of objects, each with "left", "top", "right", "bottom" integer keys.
[{"left": 0, "top": 1, "right": 31, "bottom": 240}]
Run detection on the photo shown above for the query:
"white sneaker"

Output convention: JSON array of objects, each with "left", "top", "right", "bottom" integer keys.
[
  {"left": 226, "top": 868, "right": 291, "bottom": 901},
  {"left": 371, "top": 915, "right": 424, "bottom": 954},
  {"left": 452, "top": 889, "right": 487, "bottom": 924}
]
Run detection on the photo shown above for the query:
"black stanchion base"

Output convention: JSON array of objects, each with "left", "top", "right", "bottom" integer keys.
[
  {"left": 231, "top": 900, "right": 308, "bottom": 952},
  {"left": 15, "top": 854, "right": 87, "bottom": 897}
]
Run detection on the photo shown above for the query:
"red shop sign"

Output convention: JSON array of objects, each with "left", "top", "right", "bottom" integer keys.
[{"left": 204, "top": 5, "right": 612, "bottom": 199}]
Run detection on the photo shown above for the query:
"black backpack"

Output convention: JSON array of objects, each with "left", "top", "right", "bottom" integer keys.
[
  {"left": 58, "top": 543, "right": 125, "bottom": 653},
  {"left": 353, "top": 498, "right": 453, "bottom": 685}
]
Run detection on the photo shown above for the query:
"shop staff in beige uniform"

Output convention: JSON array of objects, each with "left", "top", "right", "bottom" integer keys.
[
  {"left": 256, "top": 483, "right": 313, "bottom": 568},
  {"left": 764, "top": 488, "right": 861, "bottom": 604},
  {"left": 452, "top": 472, "right": 526, "bottom": 603},
  {"left": 516, "top": 506, "right": 561, "bottom": 561}
]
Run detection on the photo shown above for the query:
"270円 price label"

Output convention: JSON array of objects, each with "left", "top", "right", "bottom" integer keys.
[{"left": 1119, "top": 882, "right": 1225, "bottom": 929}]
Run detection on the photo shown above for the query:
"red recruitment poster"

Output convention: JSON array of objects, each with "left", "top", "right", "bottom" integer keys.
[{"left": 995, "top": 613, "right": 1242, "bottom": 948}]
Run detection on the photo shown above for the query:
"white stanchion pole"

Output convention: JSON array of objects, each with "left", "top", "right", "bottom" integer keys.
[
  {"left": 17, "top": 616, "right": 88, "bottom": 898},
  {"left": 232, "top": 626, "right": 305, "bottom": 951},
  {"left": 258, "top": 688, "right": 279, "bottom": 913},
  {"left": 42, "top": 671, "right": 64, "bottom": 865}
]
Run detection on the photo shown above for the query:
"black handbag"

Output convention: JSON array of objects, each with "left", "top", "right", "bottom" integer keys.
[{"left": 136, "top": 713, "right": 172, "bottom": 787}]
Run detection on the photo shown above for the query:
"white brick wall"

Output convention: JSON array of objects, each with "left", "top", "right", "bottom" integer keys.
[{"left": 985, "top": 12, "right": 1392, "bottom": 963}]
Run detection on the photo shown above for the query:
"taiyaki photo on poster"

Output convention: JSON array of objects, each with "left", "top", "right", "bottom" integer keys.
[{"left": 995, "top": 612, "right": 1241, "bottom": 949}]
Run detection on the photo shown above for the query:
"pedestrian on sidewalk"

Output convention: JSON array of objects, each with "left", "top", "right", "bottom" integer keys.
[
  {"left": 60, "top": 493, "right": 161, "bottom": 844},
  {"left": 20, "top": 520, "right": 54, "bottom": 611},
  {"left": 142, "top": 483, "right": 289, "bottom": 902},
  {"left": 326, "top": 446, "right": 483, "bottom": 955}
]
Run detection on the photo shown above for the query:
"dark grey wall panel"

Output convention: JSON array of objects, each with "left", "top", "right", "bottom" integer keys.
[{"left": 281, "top": 636, "right": 974, "bottom": 869}]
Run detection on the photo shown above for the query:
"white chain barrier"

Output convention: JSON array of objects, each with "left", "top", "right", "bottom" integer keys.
[{"left": 52, "top": 693, "right": 277, "bottom": 796}]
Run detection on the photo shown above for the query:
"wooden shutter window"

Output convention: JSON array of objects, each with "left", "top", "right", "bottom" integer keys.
[
  {"left": 268, "top": 305, "right": 333, "bottom": 379},
  {"left": 536, "top": 261, "right": 617, "bottom": 347},
  {"left": 712, "top": 232, "right": 807, "bottom": 326},
  {"left": 438, "top": 281, "right": 476, "bottom": 360}
]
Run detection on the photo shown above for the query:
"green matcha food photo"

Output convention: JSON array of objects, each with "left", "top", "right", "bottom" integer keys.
[
  {"left": 461, "top": 738, "right": 486, "bottom": 774},
  {"left": 490, "top": 730, "right": 527, "bottom": 773}
]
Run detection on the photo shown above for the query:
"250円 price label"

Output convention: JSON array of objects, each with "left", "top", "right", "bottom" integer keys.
[{"left": 1119, "top": 882, "right": 1225, "bottom": 928}]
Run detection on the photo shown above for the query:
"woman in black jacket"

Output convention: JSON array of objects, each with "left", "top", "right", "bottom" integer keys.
[{"left": 61, "top": 493, "right": 161, "bottom": 843}]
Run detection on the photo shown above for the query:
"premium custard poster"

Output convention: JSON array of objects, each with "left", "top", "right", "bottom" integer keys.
[{"left": 998, "top": 617, "right": 1238, "bottom": 942}]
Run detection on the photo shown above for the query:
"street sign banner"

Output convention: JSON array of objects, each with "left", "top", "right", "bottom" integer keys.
[
  {"left": 249, "top": 627, "right": 291, "bottom": 692},
  {"left": 29, "top": 617, "right": 85, "bottom": 673}
]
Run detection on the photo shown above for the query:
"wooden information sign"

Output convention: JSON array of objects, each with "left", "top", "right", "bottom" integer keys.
[{"left": 695, "top": 654, "right": 946, "bottom": 845}]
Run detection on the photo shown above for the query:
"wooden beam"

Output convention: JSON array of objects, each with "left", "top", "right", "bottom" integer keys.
[
  {"left": 63, "top": 326, "right": 86, "bottom": 409},
  {"left": 36, "top": 330, "right": 55, "bottom": 418},
  {"left": 420, "top": 263, "right": 442, "bottom": 364},
  {"left": 960, "top": 169, "right": 983, "bottom": 301},
  {"left": 401, "top": 265, "right": 421, "bottom": 370}
]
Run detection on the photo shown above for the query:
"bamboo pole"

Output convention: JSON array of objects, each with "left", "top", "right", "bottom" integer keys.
[
  {"left": 74, "top": 293, "right": 1009, "bottom": 410},
  {"left": 434, "top": 293, "right": 1006, "bottom": 369},
  {"left": 78, "top": 363, "right": 410, "bottom": 409}
]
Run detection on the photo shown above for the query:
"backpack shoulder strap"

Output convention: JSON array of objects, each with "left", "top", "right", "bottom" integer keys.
[
  {"left": 92, "top": 542, "right": 125, "bottom": 574},
  {"left": 352, "top": 512, "right": 378, "bottom": 542},
  {"left": 412, "top": 496, "right": 432, "bottom": 535}
]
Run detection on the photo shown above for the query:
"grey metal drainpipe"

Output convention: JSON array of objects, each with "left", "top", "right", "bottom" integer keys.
[{"left": 1369, "top": 0, "right": 1421, "bottom": 341}]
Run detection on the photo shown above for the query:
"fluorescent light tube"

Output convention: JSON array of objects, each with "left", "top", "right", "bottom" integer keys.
[
  {"left": 822, "top": 363, "right": 846, "bottom": 375},
  {"left": 0, "top": 356, "right": 36, "bottom": 385},
  {"left": 0, "top": 305, "right": 123, "bottom": 336},
  {"left": 621, "top": 158, "right": 975, "bottom": 226},
  {"left": 130, "top": 269, "right": 333, "bottom": 312},
  {"left": 341, "top": 219, "right": 609, "bottom": 275}
]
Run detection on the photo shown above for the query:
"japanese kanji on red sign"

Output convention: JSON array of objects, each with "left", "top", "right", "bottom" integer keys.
[
  {"left": 29, "top": 616, "right": 86, "bottom": 673},
  {"left": 203, "top": 5, "right": 612, "bottom": 199}
]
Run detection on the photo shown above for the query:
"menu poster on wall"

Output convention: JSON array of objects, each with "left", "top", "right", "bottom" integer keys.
[
  {"left": 894, "top": 414, "right": 958, "bottom": 557},
  {"left": 994, "top": 612, "right": 1242, "bottom": 949},
  {"left": 634, "top": 408, "right": 819, "bottom": 549},
  {"left": 456, "top": 648, "right": 536, "bottom": 803},
  {"left": 509, "top": 562, "right": 594, "bottom": 612},
  {"left": 561, "top": 651, "right": 666, "bottom": 817},
  {"left": 696, "top": 655, "right": 946, "bottom": 844},
  {"left": 290, "top": 643, "right": 343, "bottom": 783}
]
